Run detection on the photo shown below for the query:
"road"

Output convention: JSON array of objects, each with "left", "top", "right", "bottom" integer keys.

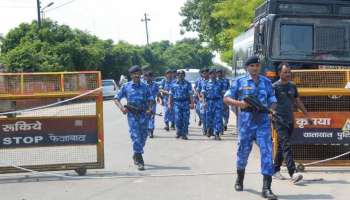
[{"left": 0, "top": 100, "right": 349, "bottom": 200}]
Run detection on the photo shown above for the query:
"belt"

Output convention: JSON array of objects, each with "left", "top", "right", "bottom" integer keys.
[
  {"left": 206, "top": 97, "right": 222, "bottom": 100},
  {"left": 174, "top": 98, "right": 189, "bottom": 102},
  {"left": 241, "top": 107, "right": 255, "bottom": 112},
  {"left": 240, "top": 107, "right": 268, "bottom": 113}
]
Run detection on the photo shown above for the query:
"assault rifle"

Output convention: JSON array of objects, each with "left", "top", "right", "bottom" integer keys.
[
  {"left": 124, "top": 104, "right": 162, "bottom": 116},
  {"left": 243, "top": 95, "right": 289, "bottom": 129}
]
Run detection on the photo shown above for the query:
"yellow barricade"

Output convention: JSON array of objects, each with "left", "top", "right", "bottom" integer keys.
[
  {"left": 273, "top": 69, "right": 350, "bottom": 170},
  {"left": 0, "top": 71, "right": 104, "bottom": 175}
]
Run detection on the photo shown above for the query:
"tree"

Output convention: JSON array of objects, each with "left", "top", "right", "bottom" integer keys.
[
  {"left": 0, "top": 20, "right": 214, "bottom": 81},
  {"left": 163, "top": 38, "right": 213, "bottom": 70},
  {"left": 0, "top": 20, "right": 107, "bottom": 72},
  {"left": 180, "top": 0, "right": 222, "bottom": 49},
  {"left": 180, "top": 0, "right": 264, "bottom": 63}
]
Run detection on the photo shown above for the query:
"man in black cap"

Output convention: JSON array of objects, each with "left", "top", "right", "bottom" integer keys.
[
  {"left": 142, "top": 70, "right": 160, "bottom": 138},
  {"left": 114, "top": 65, "right": 153, "bottom": 170},
  {"left": 201, "top": 68, "right": 225, "bottom": 140},
  {"left": 169, "top": 70, "right": 194, "bottom": 139},
  {"left": 169, "top": 69, "right": 178, "bottom": 130},
  {"left": 159, "top": 69, "right": 175, "bottom": 131},
  {"left": 216, "top": 68, "right": 231, "bottom": 132},
  {"left": 224, "top": 55, "right": 278, "bottom": 199},
  {"left": 194, "top": 68, "right": 209, "bottom": 127}
]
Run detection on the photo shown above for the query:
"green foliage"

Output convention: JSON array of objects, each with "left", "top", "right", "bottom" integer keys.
[
  {"left": 180, "top": 0, "right": 264, "bottom": 63},
  {"left": 163, "top": 38, "right": 213, "bottom": 70},
  {"left": 0, "top": 19, "right": 213, "bottom": 81},
  {"left": 0, "top": 20, "right": 106, "bottom": 72}
]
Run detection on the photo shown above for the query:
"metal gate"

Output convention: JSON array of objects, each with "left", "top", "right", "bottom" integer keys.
[
  {"left": 275, "top": 69, "right": 350, "bottom": 168},
  {"left": 0, "top": 71, "right": 104, "bottom": 175}
]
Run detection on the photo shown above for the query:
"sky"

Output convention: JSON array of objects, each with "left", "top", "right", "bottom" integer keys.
[{"left": 0, "top": 0, "right": 197, "bottom": 45}]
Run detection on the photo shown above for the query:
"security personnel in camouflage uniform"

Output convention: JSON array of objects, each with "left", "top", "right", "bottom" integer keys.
[
  {"left": 196, "top": 69, "right": 209, "bottom": 135},
  {"left": 224, "top": 56, "right": 278, "bottom": 200},
  {"left": 114, "top": 65, "right": 153, "bottom": 171},
  {"left": 194, "top": 68, "right": 209, "bottom": 128},
  {"left": 169, "top": 70, "right": 194, "bottom": 140},
  {"left": 159, "top": 69, "right": 175, "bottom": 131},
  {"left": 194, "top": 69, "right": 204, "bottom": 126},
  {"left": 143, "top": 71, "right": 160, "bottom": 138},
  {"left": 216, "top": 68, "right": 231, "bottom": 132},
  {"left": 201, "top": 68, "right": 225, "bottom": 140}
]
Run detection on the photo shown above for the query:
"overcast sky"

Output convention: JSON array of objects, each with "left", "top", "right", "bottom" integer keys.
[{"left": 0, "top": 0, "right": 197, "bottom": 45}]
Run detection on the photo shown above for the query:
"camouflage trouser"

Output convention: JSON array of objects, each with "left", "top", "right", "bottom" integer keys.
[
  {"left": 148, "top": 104, "right": 157, "bottom": 131},
  {"left": 236, "top": 112, "right": 274, "bottom": 176},
  {"left": 200, "top": 102, "right": 207, "bottom": 133},
  {"left": 195, "top": 101, "right": 202, "bottom": 122},
  {"left": 205, "top": 99, "right": 223, "bottom": 135},
  {"left": 163, "top": 104, "right": 174, "bottom": 125},
  {"left": 127, "top": 113, "right": 149, "bottom": 154},
  {"left": 174, "top": 101, "right": 190, "bottom": 136},
  {"left": 223, "top": 104, "right": 230, "bottom": 126}
]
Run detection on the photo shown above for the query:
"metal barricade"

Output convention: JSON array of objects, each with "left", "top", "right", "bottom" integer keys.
[
  {"left": 0, "top": 72, "right": 104, "bottom": 175},
  {"left": 274, "top": 69, "right": 350, "bottom": 169}
]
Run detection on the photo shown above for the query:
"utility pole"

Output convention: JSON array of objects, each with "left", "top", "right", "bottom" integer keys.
[
  {"left": 41, "top": 2, "right": 54, "bottom": 22},
  {"left": 141, "top": 13, "right": 151, "bottom": 45},
  {"left": 36, "top": 0, "right": 42, "bottom": 28}
]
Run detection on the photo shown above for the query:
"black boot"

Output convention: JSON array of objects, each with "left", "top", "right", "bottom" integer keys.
[
  {"left": 149, "top": 130, "right": 154, "bottom": 138},
  {"left": 198, "top": 120, "right": 202, "bottom": 126},
  {"left": 132, "top": 154, "right": 138, "bottom": 165},
  {"left": 207, "top": 128, "right": 213, "bottom": 137},
  {"left": 234, "top": 170, "right": 245, "bottom": 191},
  {"left": 164, "top": 125, "right": 169, "bottom": 131},
  {"left": 133, "top": 153, "right": 145, "bottom": 171},
  {"left": 170, "top": 123, "right": 175, "bottom": 130},
  {"left": 214, "top": 135, "right": 221, "bottom": 140},
  {"left": 262, "top": 175, "right": 278, "bottom": 200}
]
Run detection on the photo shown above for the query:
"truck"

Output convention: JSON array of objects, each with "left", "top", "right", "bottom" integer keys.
[{"left": 233, "top": 0, "right": 350, "bottom": 168}]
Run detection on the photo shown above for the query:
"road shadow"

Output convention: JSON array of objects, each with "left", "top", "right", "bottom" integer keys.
[
  {"left": 299, "top": 178, "right": 350, "bottom": 186},
  {"left": 0, "top": 172, "right": 97, "bottom": 185},
  {"left": 244, "top": 188, "right": 261, "bottom": 197},
  {"left": 149, "top": 135, "right": 176, "bottom": 139},
  {"left": 278, "top": 194, "right": 334, "bottom": 199},
  {"left": 245, "top": 189, "right": 334, "bottom": 199},
  {"left": 186, "top": 137, "right": 237, "bottom": 141},
  {"left": 0, "top": 167, "right": 189, "bottom": 184},
  {"left": 186, "top": 133, "right": 237, "bottom": 141},
  {"left": 304, "top": 169, "right": 350, "bottom": 174},
  {"left": 144, "top": 164, "right": 191, "bottom": 171}
]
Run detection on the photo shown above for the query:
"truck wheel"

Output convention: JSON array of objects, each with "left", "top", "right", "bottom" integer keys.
[
  {"left": 74, "top": 167, "right": 87, "bottom": 176},
  {"left": 297, "top": 164, "right": 305, "bottom": 172}
]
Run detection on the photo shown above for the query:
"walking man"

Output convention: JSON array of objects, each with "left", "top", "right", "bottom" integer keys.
[
  {"left": 195, "top": 68, "right": 209, "bottom": 135},
  {"left": 143, "top": 71, "right": 160, "bottom": 138},
  {"left": 159, "top": 69, "right": 175, "bottom": 131},
  {"left": 114, "top": 65, "right": 153, "bottom": 171},
  {"left": 194, "top": 68, "right": 207, "bottom": 126},
  {"left": 201, "top": 68, "right": 225, "bottom": 140},
  {"left": 272, "top": 62, "right": 312, "bottom": 183},
  {"left": 224, "top": 56, "right": 278, "bottom": 200},
  {"left": 217, "top": 68, "right": 230, "bottom": 132},
  {"left": 169, "top": 70, "right": 194, "bottom": 139}
]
